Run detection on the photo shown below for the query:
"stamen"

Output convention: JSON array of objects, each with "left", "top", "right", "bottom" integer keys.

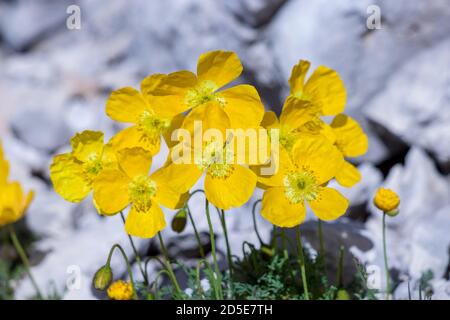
[
  {"left": 128, "top": 176, "right": 157, "bottom": 212},
  {"left": 185, "top": 80, "right": 225, "bottom": 109},
  {"left": 283, "top": 168, "right": 320, "bottom": 204},
  {"left": 138, "top": 110, "right": 170, "bottom": 138}
]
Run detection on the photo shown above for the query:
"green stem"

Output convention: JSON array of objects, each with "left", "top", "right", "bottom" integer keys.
[
  {"left": 106, "top": 244, "right": 136, "bottom": 297},
  {"left": 252, "top": 200, "right": 263, "bottom": 245},
  {"left": 281, "top": 229, "right": 288, "bottom": 259},
  {"left": 9, "top": 226, "right": 43, "bottom": 300},
  {"left": 296, "top": 226, "right": 310, "bottom": 300},
  {"left": 205, "top": 199, "right": 223, "bottom": 299},
  {"left": 336, "top": 245, "right": 345, "bottom": 288},
  {"left": 382, "top": 213, "right": 391, "bottom": 299},
  {"left": 219, "top": 209, "right": 234, "bottom": 299},
  {"left": 120, "top": 212, "right": 148, "bottom": 285},
  {"left": 317, "top": 219, "right": 325, "bottom": 261},
  {"left": 186, "top": 205, "right": 206, "bottom": 259},
  {"left": 157, "top": 232, "right": 182, "bottom": 296}
]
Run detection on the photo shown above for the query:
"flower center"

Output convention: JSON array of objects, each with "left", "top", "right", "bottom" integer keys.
[
  {"left": 128, "top": 176, "right": 157, "bottom": 212},
  {"left": 138, "top": 110, "right": 170, "bottom": 138},
  {"left": 83, "top": 155, "right": 103, "bottom": 182},
  {"left": 279, "top": 126, "right": 299, "bottom": 152},
  {"left": 195, "top": 140, "right": 234, "bottom": 178},
  {"left": 207, "top": 163, "right": 234, "bottom": 179},
  {"left": 185, "top": 80, "right": 225, "bottom": 109},
  {"left": 283, "top": 169, "right": 320, "bottom": 203}
]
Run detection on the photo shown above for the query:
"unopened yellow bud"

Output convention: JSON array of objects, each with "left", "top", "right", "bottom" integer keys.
[{"left": 373, "top": 188, "right": 400, "bottom": 214}]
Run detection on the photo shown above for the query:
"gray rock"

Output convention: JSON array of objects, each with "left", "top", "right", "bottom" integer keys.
[
  {"left": 0, "top": 0, "right": 71, "bottom": 51},
  {"left": 224, "top": 0, "right": 287, "bottom": 27},
  {"left": 11, "top": 109, "right": 71, "bottom": 153}
]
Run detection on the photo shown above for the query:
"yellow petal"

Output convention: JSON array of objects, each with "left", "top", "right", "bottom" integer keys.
[
  {"left": 335, "top": 161, "right": 361, "bottom": 188},
  {"left": 93, "top": 169, "right": 130, "bottom": 215},
  {"left": 251, "top": 145, "right": 293, "bottom": 188},
  {"left": 150, "top": 71, "right": 197, "bottom": 118},
  {"left": 331, "top": 114, "right": 368, "bottom": 157},
  {"left": 71, "top": 131, "right": 105, "bottom": 163},
  {"left": 150, "top": 162, "right": 202, "bottom": 194},
  {"left": 117, "top": 148, "right": 152, "bottom": 178},
  {"left": 50, "top": 154, "right": 91, "bottom": 202},
  {"left": 288, "top": 60, "right": 311, "bottom": 94},
  {"left": 280, "top": 96, "right": 316, "bottom": 130},
  {"left": 151, "top": 168, "right": 189, "bottom": 209},
  {"left": 261, "top": 187, "right": 306, "bottom": 228},
  {"left": 309, "top": 187, "right": 348, "bottom": 221},
  {"left": 181, "top": 101, "right": 231, "bottom": 139},
  {"left": 197, "top": 50, "right": 243, "bottom": 88},
  {"left": 110, "top": 126, "right": 160, "bottom": 156},
  {"left": 304, "top": 65, "right": 346, "bottom": 116},
  {"left": 204, "top": 165, "right": 256, "bottom": 210},
  {"left": 0, "top": 158, "right": 9, "bottom": 187},
  {"left": 261, "top": 111, "right": 279, "bottom": 129},
  {"left": 162, "top": 113, "right": 186, "bottom": 149},
  {"left": 106, "top": 87, "right": 148, "bottom": 123},
  {"left": 292, "top": 134, "right": 343, "bottom": 184},
  {"left": 125, "top": 202, "right": 166, "bottom": 238},
  {"left": 0, "top": 183, "right": 24, "bottom": 225},
  {"left": 140, "top": 73, "right": 165, "bottom": 102},
  {"left": 220, "top": 84, "right": 264, "bottom": 129}
]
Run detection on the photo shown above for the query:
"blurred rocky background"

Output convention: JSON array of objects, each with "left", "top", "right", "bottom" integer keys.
[{"left": 0, "top": 0, "right": 449, "bottom": 299}]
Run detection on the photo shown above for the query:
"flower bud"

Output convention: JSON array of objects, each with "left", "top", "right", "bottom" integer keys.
[
  {"left": 373, "top": 188, "right": 400, "bottom": 214},
  {"left": 336, "top": 289, "right": 350, "bottom": 300},
  {"left": 171, "top": 208, "right": 187, "bottom": 233},
  {"left": 93, "top": 265, "right": 113, "bottom": 291}
]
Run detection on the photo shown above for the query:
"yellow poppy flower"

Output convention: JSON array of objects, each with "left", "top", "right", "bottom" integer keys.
[
  {"left": 288, "top": 59, "right": 346, "bottom": 116},
  {"left": 107, "top": 280, "right": 134, "bottom": 300},
  {"left": 260, "top": 97, "right": 316, "bottom": 154},
  {"left": 50, "top": 131, "right": 117, "bottom": 203},
  {"left": 93, "top": 147, "right": 188, "bottom": 238},
  {"left": 147, "top": 50, "right": 264, "bottom": 130},
  {"left": 329, "top": 114, "right": 368, "bottom": 187},
  {"left": 157, "top": 103, "right": 257, "bottom": 210},
  {"left": 373, "top": 188, "right": 400, "bottom": 215},
  {"left": 0, "top": 143, "right": 34, "bottom": 227},
  {"left": 106, "top": 74, "right": 185, "bottom": 155},
  {"left": 0, "top": 182, "right": 34, "bottom": 227},
  {"left": 260, "top": 134, "right": 348, "bottom": 227}
]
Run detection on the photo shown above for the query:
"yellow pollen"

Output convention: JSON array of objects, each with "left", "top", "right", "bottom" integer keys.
[
  {"left": 185, "top": 80, "right": 225, "bottom": 109},
  {"left": 283, "top": 169, "right": 321, "bottom": 204},
  {"left": 83, "top": 155, "right": 103, "bottom": 182},
  {"left": 138, "top": 111, "right": 170, "bottom": 138},
  {"left": 128, "top": 176, "right": 157, "bottom": 212},
  {"left": 207, "top": 163, "right": 234, "bottom": 179},
  {"left": 279, "top": 126, "right": 298, "bottom": 152}
]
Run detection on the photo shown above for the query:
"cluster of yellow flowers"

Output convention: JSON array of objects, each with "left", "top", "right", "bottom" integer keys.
[
  {"left": 0, "top": 142, "right": 34, "bottom": 227},
  {"left": 50, "top": 50, "right": 368, "bottom": 239}
]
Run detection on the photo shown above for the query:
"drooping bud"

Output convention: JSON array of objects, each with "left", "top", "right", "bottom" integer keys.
[
  {"left": 171, "top": 208, "right": 187, "bottom": 233},
  {"left": 93, "top": 265, "right": 113, "bottom": 291}
]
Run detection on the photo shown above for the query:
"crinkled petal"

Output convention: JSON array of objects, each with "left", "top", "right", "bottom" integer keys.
[
  {"left": 50, "top": 154, "right": 91, "bottom": 202},
  {"left": 205, "top": 165, "right": 256, "bottom": 210},
  {"left": 106, "top": 87, "right": 148, "bottom": 123},
  {"left": 261, "top": 111, "right": 279, "bottom": 130},
  {"left": 220, "top": 84, "right": 264, "bottom": 129},
  {"left": 71, "top": 131, "right": 105, "bottom": 163},
  {"left": 331, "top": 114, "right": 368, "bottom": 157},
  {"left": 110, "top": 126, "right": 160, "bottom": 156},
  {"left": 261, "top": 187, "right": 306, "bottom": 228},
  {"left": 150, "top": 71, "right": 197, "bottom": 118},
  {"left": 117, "top": 147, "right": 152, "bottom": 178},
  {"left": 335, "top": 161, "right": 361, "bottom": 188},
  {"left": 292, "top": 134, "right": 343, "bottom": 185},
  {"left": 162, "top": 113, "right": 186, "bottom": 149},
  {"left": 252, "top": 145, "right": 293, "bottom": 188},
  {"left": 140, "top": 73, "right": 165, "bottom": 102},
  {"left": 125, "top": 202, "right": 166, "bottom": 238},
  {"left": 151, "top": 168, "right": 189, "bottom": 209},
  {"left": 150, "top": 162, "right": 202, "bottom": 194},
  {"left": 197, "top": 51, "right": 243, "bottom": 88},
  {"left": 93, "top": 169, "right": 130, "bottom": 215},
  {"left": 309, "top": 187, "right": 349, "bottom": 221},
  {"left": 289, "top": 60, "right": 311, "bottom": 94},
  {"left": 304, "top": 65, "right": 346, "bottom": 116},
  {"left": 280, "top": 97, "right": 316, "bottom": 130}
]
